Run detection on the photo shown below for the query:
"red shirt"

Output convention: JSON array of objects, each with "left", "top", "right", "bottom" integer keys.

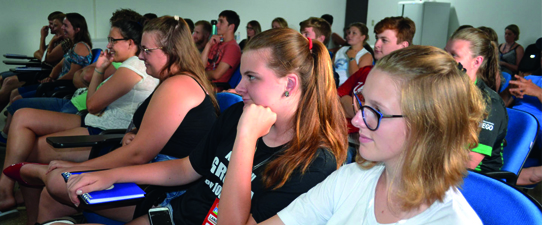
[{"left": 337, "top": 65, "right": 373, "bottom": 133}]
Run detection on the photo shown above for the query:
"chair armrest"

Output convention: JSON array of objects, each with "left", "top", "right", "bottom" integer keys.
[
  {"left": 36, "top": 80, "right": 76, "bottom": 97},
  {"left": 484, "top": 171, "right": 518, "bottom": 185},
  {"left": 3, "top": 54, "right": 35, "bottom": 60},
  {"left": 3, "top": 60, "right": 41, "bottom": 66},
  {"left": 46, "top": 134, "right": 125, "bottom": 148},
  {"left": 9, "top": 67, "right": 51, "bottom": 73}
]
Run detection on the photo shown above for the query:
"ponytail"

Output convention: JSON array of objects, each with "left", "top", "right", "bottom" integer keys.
[{"left": 245, "top": 28, "right": 347, "bottom": 189}]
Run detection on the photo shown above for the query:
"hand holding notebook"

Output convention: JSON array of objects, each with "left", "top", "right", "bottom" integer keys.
[{"left": 62, "top": 170, "right": 145, "bottom": 206}]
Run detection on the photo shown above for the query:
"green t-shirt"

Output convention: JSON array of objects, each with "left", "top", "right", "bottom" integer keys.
[{"left": 70, "top": 62, "right": 122, "bottom": 111}]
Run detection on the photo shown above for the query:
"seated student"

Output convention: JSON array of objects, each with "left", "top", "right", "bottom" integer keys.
[
  {"left": 2, "top": 16, "right": 218, "bottom": 225},
  {"left": 337, "top": 16, "right": 415, "bottom": 121},
  {"left": 299, "top": 17, "right": 331, "bottom": 47},
  {"left": 40, "top": 28, "right": 346, "bottom": 225},
  {"left": 0, "top": 11, "right": 146, "bottom": 140},
  {"left": 201, "top": 10, "right": 241, "bottom": 87},
  {"left": 185, "top": 18, "right": 195, "bottom": 33},
  {"left": 445, "top": 27, "right": 508, "bottom": 172},
  {"left": 239, "top": 20, "right": 261, "bottom": 50},
  {"left": 271, "top": 17, "right": 288, "bottom": 28},
  {"left": 0, "top": 11, "right": 67, "bottom": 82},
  {"left": 34, "top": 11, "right": 67, "bottom": 66},
  {"left": 193, "top": 20, "right": 211, "bottom": 52},
  {"left": 0, "top": 13, "right": 93, "bottom": 113},
  {"left": 143, "top": 13, "right": 158, "bottom": 25},
  {"left": 499, "top": 24, "right": 524, "bottom": 75},
  {"left": 501, "top": 46, "right": 542, "bottom": 185},
  {"left": 333, "top": 22, "right": 373, "bottom": 85},
  {"left": 0, "top": 19, "right": 161, "bottom": 217},
  {"left": 262, "top": 46, "right": 484, "bottom": 225}
]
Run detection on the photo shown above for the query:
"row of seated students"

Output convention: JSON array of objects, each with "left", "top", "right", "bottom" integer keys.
[{"left": 0, "top": 7, "right": 540, "bottom": 225}]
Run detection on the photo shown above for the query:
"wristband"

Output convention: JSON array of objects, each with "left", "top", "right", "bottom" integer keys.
[{"left": 94, "top": 68, "right": 104, "bottom": 75}]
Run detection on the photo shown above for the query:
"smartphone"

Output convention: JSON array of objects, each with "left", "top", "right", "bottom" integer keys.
[{"left": 148, "top": 207, "right": 174, "bottom": 225}]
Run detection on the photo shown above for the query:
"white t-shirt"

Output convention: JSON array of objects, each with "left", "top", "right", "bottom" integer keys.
[
  {"left": 84, "top": 56, "right": 159, "bottom": 130},
  {"left": 334, "top": 46, "right": 370, "bottom": 85},
  {"left": 277, "top": 163, "right": 482, "bottom": 225}
]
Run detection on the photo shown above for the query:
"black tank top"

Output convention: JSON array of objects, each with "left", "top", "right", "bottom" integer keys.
[{"left": 131, "top": 77, "right": 217, "bottom": 158}]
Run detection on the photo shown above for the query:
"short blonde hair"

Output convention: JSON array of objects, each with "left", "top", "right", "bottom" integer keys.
[{"left": 357, "top": 45, "right": 486, "bottom": 211}]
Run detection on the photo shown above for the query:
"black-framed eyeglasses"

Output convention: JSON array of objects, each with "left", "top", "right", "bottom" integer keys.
[
  {"left": 141, "top": 47, "right": 163, "bottom": 55},
  {"left": 107, "top": 37, "right": 130, "bottom": 44},
  {"left": 246, "top": 26, "right": 254, "bottom": 30},
  {"left": 352, "top": 90, "right": 403, "bottom": 131}
]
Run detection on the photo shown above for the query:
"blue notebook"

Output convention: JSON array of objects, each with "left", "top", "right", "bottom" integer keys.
[{"left": 62, "top": 171, "right": 146, "bottom": 205}]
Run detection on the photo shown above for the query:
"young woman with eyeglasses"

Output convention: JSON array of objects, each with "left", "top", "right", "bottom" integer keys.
[
  {"left": 239, "top": 20, "right": 261, "bottom": 50},
  {"left": 261, "top": 46, "right": 484, "bottom": 224},
  {"left": 0, "top": 17, "right": 219, "bottom": 225}
]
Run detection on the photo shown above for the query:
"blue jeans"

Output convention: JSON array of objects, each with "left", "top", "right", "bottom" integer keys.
[
  {"left": 7, "top": 97, "right": 78, "bottom": 115},
  {"left": 151, "top": 154, "right": 186, "bottom": 210}
]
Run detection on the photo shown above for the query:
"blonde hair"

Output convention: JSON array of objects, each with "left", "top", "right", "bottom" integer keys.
[
  {"left": 144, "top": 16, "right": 219, "bottom": 113},
  {"left": 357, "top": 46, "right": 486, "bottom": 211},
  {"left": 450, "top": 28, "right": 500, "bottom": 92},
  {"left": 245, "top": 28, "right": 347, "bottom": 189},
  {"left": 271, "top": 17, "right": 288, "bottom": 28}
]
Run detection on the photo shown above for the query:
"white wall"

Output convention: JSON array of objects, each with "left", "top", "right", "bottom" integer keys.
[
  {"left": 367, "top": 0, "right": 542, "bottom": 47},
  {"left": 0, "top": 0, "right": 347, "bottom": 72}
]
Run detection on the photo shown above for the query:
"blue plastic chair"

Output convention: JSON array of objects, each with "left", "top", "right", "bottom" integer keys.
[
  {"left": 214, "top": 66, "right": 242, "bottom": 90},
  {"left": 486, "top": 108, "right": 539, "bottom": 184},
  {"left": 460, "top": 171, "right": 542, "bottom": 225},
  {"left": 500, "top": 71, "right": 512, "bottom": 93},
  {"left": 91, "top": 49, "right": 102, "bottom": 63},
  {"left": 216, "top": 92, "right": 243, "bottom": 113}
]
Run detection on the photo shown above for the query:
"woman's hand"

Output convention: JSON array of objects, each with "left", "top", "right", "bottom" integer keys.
[
  {"left": 122, "top": 131, "right": 137, "bottom": 146},
  {"left": 66, "top": 171, "right": 114, "bottom": 207},
  {"left": 95, "top": 49, "right": 114, "bottom": 71},
  {"left": 46, "top": 160, "right": 79, "bottom": 174},
  {"left": 237, "top": 104, "right": 277, "bottom": 141}
]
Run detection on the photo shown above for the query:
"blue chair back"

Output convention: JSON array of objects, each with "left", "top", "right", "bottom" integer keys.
[
  {"left": 216, "top": 92, "right": 242, "bottom": 113},
  {"left": 91, "top": 49, "right": 102, "bottom": 64},
  {"left": 228, "top": 66, "right": 242, "bottom": 89},
  {"left": 460, "top": 171, "right": 542, "bottom": 224},
  {"left": 501, "top": 108, "right": 539, "bottom": 176}
]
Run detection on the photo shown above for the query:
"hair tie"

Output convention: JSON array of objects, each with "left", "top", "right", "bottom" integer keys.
[
  {"left": 457, "top": 62, "right": 466, "bottom": 73},
  {"left": 307, "top": 37, "right": 313, "bottom": 50},
  {"left": 173, "top": 15, "right": 179, "bottom": 21}
]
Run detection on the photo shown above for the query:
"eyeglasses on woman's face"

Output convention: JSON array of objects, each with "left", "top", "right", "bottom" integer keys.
[
  {"left": 140, "top": 46, "right": 163, "bottom": 55},
  {"left": 108, "top": 37, "right": 129, "bottom": 44},
  {"left": 352, "top": 89, "right": 403, "bottom": 131}
]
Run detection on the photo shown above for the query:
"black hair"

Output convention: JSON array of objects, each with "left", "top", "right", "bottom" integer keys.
[
  {"left": 184, "top": 18, "right": 195, "bottom": 33},
  {"left": 112, "top": 19, "right": 143, "bottom": 55},
  {"left": 110, "top": 8, "right": 143, "bottom": 24},
  {"left": 143, "top": 13, "right": 158, "bottom": 20},
  {"left": 321, "top": 14, "right": 333, "bottom": 26},
  {"left": 218, "top": 10, "right": 240, "bottom": 32}
]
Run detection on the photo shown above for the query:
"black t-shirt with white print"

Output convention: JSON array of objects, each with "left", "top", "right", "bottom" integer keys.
[{"left": 170, "top": 102, "right": 338, "bottom": 224}]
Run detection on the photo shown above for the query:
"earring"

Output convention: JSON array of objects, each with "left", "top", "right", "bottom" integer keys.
[{"left": 284, "top": 91, "right": 290, "bottom": 97}]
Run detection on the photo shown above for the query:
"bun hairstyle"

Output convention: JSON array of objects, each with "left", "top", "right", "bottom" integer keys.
[
  {"left": 244, "top": 28, "right": 347, "bottom": 189},
  {"left": 360, "top": 45, "right": 486, "bottom": 211},
  {"left": 143, "top": 16, "right": 218, "bottom": 113}
]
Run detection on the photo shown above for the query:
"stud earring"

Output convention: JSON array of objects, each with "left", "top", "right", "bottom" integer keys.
[{"left": 284, "top": 91, "right": 290, "bottom": 97}]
